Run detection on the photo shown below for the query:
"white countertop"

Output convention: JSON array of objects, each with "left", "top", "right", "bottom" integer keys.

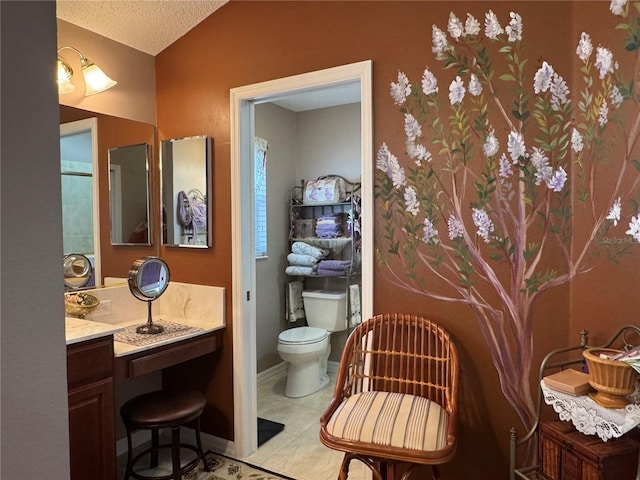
[
  {"left": 65, "top": 317, "right": 124, "bottom": 345},
  {"left": 65, "top": 315, "right": 224, "bottom": 356},
  {"left": 110, "top": 315, "right": 223, "bottom": 357}
]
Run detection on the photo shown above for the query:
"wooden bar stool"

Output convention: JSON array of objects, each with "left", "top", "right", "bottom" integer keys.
[{"left": 120, "top": 390, "right": 209, "bottom": 480}]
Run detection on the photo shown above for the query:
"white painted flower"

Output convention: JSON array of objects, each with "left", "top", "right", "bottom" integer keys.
[
  {"left": 550, "top": 73, "right": 570, "bottom": 111},
  {"left": 448, "top": 76, "right": 466, "bottom": 105},
  {"left": 447, "top": 214, "right": 464, "bottom": 240},
  {"left": 607, "top": 197, "right": 621, "bottom": 226},
  {"left": 507, "top": 130, "right": 526, "bottom": 163},
  {"left": 432, "top": 25, "right": 450, "bottom": 56},
  {"left": 484, "top": 10, "right": 504, "bottom": 40},
  {"left": 483, "top": 129, "right": 499, "bottom": 157},
  {"left": 534, "top": 61, "right": 554, "bottom": 94},
  {"left": 506, "top": 12, "right": 523, "bottom": 42},
  {"left": 422, "top": 218, "right": 439, "bottom": 244},
  {"left": 571, "top": 128, "right": 584, "bottom": 153},
  {"left": 598, "top": 99, "right": 609, "bottom": 126},
  {"left": 465, "top": 13, "right": 481, "bottom": 35},
  {"left": 595, "top": 46, "right": 614, "bottom": 79},
  {"left": 626, "top": 215, "right": 640, "bottom": 242},
  {"left": 531, "top": 147, "right": 551, "bottom": 185},
  {"left": 404, "top": 113, "right": 422, "bottom": 142},
  {"left": 376, "top": 143, "right": 406, "bottom": 188},
  {"left": 390, "top": 71, "right": 411, "bottom": 106},
  {"left": 472, "top": 208, "right": 494, "bottom": 243},
  {"left": 422, "top": 67, "right": 438, "bottom": 95},
  {"left": 404, "top": 186, "right": 420, "bottom": 216},
  {"left": 447, "top": 12, "right": 465, "bottom": 40},
  {"left": 610, "top": 0, "right": 627, "bottom": 15},
  {"left": 499, "top": 154, "right": 513, "bottom": 178},
  {"left": 406, "top": 140, "right": 431, "bottom": 164},
  {"left": 468, "top": 73, "right": 483, "bottom": 96},
  {"left": 546, "top": 167, "right": 567, "bottom": 192},
  {"left": 576, "top": 32, "right": 593, "bottom": 61},
  {"left": 610, "top": 85, "right": 624, "bottom": 109}
]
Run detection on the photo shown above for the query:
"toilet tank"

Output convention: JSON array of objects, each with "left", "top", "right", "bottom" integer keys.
[{"left": 302, "top": 289, "right": 347, "bottom": 332}]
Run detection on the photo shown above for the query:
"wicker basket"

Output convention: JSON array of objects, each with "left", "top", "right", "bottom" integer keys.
[
  {"left": 583, "top": 348, "right": 637, "bottom": 408},
  {"left": 64, "top": 292, "right": 100, "bottom": 319}
]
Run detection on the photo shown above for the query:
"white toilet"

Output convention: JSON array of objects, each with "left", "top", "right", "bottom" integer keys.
[{"left": 277, "top": 289, "right": 347, "bottom": 398}]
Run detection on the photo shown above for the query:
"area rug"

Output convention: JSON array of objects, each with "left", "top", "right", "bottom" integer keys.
[
  {"left": 182, "top": 451, "right": 294, "bottom": 480},
  {"left": 258, "top": 417, "right": 285, "bottom": 447}
]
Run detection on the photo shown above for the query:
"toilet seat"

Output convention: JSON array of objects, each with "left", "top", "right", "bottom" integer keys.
[{"left": 278, "top": 326, "right": 327, "bottom": 345}]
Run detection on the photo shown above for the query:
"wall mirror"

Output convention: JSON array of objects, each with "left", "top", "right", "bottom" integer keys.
[
  {"left": 108, "top": 143, "right": 151, "bottom": 245},
  {"left": 60, "top": 105, "right": 157, "bottom": 286},
  {"left": 161, "top": 136, "right": 212, "bottom": 248}
]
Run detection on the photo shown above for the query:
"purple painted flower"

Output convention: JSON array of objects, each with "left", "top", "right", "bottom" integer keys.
[
  {"left": 449, "top": 76, "right": 466, "bottom": 105},
  {"left": 422, "top": 218, "right": 439, "bottom": 244},
  {"left": 472, "top": 208, "right": 494, "bottom": 243},
  {"left": 546, "top": 167, "right": 567, "bottom": 192},
  {"left": 484, "top": 10, "right": 504, "bottom": 40},
  {"left": 448, "top": 214, "right": 464, "bottom": 240},
  {"left": 576, "top": 32, "right": 593, "bottom": 61}
]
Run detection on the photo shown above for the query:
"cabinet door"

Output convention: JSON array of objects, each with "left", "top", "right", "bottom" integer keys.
[{"left": 68, "top": 377, "right": 116, "bottom": 480}]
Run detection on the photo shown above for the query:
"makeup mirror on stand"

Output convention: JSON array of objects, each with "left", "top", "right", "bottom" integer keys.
[{"left": 128, "top": 256, "right": 170, "bottom": 334}]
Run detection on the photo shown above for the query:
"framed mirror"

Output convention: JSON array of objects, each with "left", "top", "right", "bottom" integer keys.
[
  {"left": 161, "top": 136, "right": 212, "bottom": 248},
  {"left": 108, "top": 143, "right": 151, "bottom": 245}
]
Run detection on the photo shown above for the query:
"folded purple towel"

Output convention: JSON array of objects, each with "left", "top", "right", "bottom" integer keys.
[
  {"left": 318, "top": 259, "right": 351, "bottom": 270},
  {"left": 317, "top": 268, "right": 345, "bottom": 277}
]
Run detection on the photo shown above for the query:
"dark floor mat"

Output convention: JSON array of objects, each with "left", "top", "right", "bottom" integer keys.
[{"left": 257, "top": 417, "right": 285, "bottom": 447}]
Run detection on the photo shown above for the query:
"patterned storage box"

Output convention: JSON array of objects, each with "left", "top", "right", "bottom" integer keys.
[{"left": 294, "top": 218, "right": 316, "bottom": 238}]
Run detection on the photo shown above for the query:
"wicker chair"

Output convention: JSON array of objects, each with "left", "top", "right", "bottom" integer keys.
[{"left": 320, "top": 313, "right": 459, "bottom": 480}]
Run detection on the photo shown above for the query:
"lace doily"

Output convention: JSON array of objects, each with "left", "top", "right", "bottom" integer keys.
[{"left": 541, "top": 379, "right": 640, "bottom": 441}]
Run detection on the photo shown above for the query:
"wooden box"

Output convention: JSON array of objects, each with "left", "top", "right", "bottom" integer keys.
[{"left": 540, "top": 421, "right": 639, "bottom": 480}]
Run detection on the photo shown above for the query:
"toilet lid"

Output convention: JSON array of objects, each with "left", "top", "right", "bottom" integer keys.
[{"left": 279, "top": 326, "right": 327, "bottom": 345}]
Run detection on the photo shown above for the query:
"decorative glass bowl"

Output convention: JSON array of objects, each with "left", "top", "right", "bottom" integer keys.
[
  {"left": 64, "top": 292, "right": 100, "bottom": 319},
  {"left": 583, "top": 348, "right": 637, "bottom": 408}
]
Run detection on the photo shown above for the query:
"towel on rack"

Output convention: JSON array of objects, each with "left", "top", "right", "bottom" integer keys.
[
  {"left": 317, "top": 268, "right": 345, "bottom": 277},
  {"left": 291, "top": 241, "right": 329, "bottom": 259},
  {"left": 287, "top": 281, "right": 305, "bottom": 322},
  {"left": 285, "top": 265, "right": 316, "bottom": 276},
  {"left": 287, "top": 253, "right": 318, "bottom": 266},
  {"left": 318, "top": 259, "right": 352, "bottom": 271},
  {"left": 349, "top": 284, "right": 361, "bottom": 327}
]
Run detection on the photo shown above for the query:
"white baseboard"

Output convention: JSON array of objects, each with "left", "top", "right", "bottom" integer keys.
[{"left": 328, "top": 360, "right": 339, "bottom": 374}]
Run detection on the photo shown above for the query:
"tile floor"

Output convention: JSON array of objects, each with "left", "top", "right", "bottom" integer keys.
[{"left": 244, "top": 368, "right": 366, "bottom": 480}]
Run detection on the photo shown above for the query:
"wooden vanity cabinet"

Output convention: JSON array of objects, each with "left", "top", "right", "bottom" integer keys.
[{"left": 67, "top": 336, "right": 116, "bottom": 480}]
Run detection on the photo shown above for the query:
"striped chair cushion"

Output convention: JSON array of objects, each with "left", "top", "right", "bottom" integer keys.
[{"left": 325, "top": 391, "right": 448, "bottom": 451}]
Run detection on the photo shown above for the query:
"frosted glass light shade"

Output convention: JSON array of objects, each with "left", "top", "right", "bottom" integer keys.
[
  {"left": 57, "top": 58, "right": 76, "bottom": 94},
  {"left": 81, "top": 61, "right": 117, "bottom": 96}
]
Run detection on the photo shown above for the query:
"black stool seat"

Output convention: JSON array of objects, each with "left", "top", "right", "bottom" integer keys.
[{"left": 120, "top": 390, "right": 209, "bottom": 480}]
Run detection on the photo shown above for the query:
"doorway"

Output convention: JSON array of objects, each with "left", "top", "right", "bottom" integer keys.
[
  {"left": 60, "top": 118, "right": 101, "bottom": 286},
  {"left": 230, "top": 60, "right": 373, "bottom": 459}
]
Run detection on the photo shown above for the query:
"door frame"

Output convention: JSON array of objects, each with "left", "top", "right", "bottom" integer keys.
[{"left": 230, "top": 60, "right": 374, "bottom": 458}]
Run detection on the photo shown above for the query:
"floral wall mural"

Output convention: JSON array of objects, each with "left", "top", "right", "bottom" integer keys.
[{"left": 375, "top": 0, "right": 640, "bottom": 464}]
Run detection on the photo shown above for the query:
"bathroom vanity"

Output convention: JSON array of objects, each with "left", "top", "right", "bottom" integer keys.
[{"left": 64, "top": 282, "right": 225, "bottom": 480}]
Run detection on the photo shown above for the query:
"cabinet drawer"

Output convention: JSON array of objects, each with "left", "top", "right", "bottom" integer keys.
[
  {"left": 114, "top": 332, "right": 219, "bottom": 379},
  {"left": 540, "top": 421, "right": 639, "bottom": 480},
  {"left": 67, "top": 336, "right": 113, "bottom": 388}
]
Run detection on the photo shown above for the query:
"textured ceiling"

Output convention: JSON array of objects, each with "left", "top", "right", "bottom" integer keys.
[{"left": 56, "top": 0, "right": 229, "bottom": 55}]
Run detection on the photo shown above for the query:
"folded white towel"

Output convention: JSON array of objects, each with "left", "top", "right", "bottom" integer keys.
[
  {"left": 287, "top": 281, "right": 305, "bottom": 322},
  {"left": 285, "top": 265, "right": 316, "bottom": 276},
  {"left": 291, "top": 241, "right": 329, "bottom": 259},
  {"left": 287, "top": 253, "right": 318, "bottom": 266},
  {"left": 349, "top": 284, "right": 361, "bottom": 327}
]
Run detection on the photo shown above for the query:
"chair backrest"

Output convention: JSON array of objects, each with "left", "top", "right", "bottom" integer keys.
[{"left": 336, "top": 313, "right": 459, "bottom": 413}]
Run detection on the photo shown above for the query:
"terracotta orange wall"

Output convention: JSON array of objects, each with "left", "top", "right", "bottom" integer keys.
[{"left": 153, "top": 1, "right": 639, "bottom": 477}]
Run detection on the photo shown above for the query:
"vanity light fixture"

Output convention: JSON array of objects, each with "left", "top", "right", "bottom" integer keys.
[{"left": 57, "top": 46, "right": 117, "bottom": 96}]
